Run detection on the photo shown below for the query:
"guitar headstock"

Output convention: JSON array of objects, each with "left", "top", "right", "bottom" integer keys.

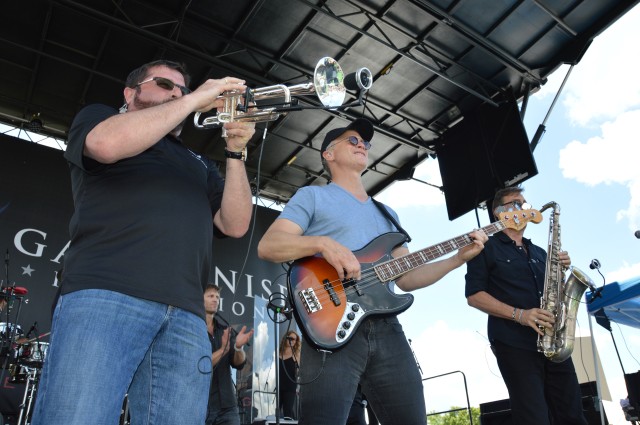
[{"left": 498, "top": 208, "right": 543, "bottom": 231}]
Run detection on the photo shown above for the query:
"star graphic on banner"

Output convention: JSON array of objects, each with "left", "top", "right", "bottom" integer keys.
[{"left": 21, "top": 265, "right": 35, "bottom": 276}]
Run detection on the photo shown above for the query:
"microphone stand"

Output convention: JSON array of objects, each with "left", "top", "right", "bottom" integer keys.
[{"left": 267, "top": 293, "right": 292, "bottom": 425}]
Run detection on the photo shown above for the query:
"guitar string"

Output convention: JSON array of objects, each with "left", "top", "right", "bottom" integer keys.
[
  {"left": 299, "top": 240, "right": 467, "bottom": 305},
  {"left": 299, "top": 243, "right": 459, "bottom": 306},
  {"left": 298, "top": 221, "right": 511, "bottom": 306}
]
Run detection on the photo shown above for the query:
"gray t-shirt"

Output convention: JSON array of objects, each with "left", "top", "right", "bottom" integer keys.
[{"left": 279, "top": 183, "right": 404, "bottom": 252}]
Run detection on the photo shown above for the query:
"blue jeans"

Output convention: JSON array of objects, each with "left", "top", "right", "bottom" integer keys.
[
  {"left": 298, "top": 316, "right": 425, "bottom": 425},
  {"left": 31, "top": 289, "right": 211, "bottom": 425}
]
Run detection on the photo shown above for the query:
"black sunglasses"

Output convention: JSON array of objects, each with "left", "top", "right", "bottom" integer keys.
[
  {"left": 329, "top": 136, "right": 372, "bottom": 151},
  {"left": 500, "top": 200, "right": 531, "bottom": 211},
  {"left": 135, "top": 77, "right": 191, "bottom": 95}
]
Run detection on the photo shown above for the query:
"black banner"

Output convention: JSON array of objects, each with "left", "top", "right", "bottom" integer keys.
[{"left": 0, "top": 133, "right": 288, "bottom": 338}]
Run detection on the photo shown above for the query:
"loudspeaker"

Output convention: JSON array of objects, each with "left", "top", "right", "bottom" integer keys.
[
  {"left": 436, "top": 89, "right": 538, "bottom": 220},
  {"left": 479, "top": 383, "right": 607, "bottom": 425},
  {"left": 625, "top": 371, "right": 640, "bottom": 412},
  {"left": 580, "top": 382, "right": 608, "bottom": 425},
  {"left": 479, "top": 399, "right": 512, "bottom": 425}
]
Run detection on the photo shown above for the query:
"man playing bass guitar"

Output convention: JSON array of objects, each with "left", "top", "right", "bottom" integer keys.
[{"left": 257, "top": 118, "right": 488, "bottom": 425}]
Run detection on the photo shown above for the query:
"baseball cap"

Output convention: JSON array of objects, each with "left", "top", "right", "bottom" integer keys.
[{"left": 320, "top": 118, "right": 374, "bottom": 158}]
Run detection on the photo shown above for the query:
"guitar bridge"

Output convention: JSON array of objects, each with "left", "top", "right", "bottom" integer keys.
[{"left": 298, "top": 288, "right": 322, "bottom": 314}]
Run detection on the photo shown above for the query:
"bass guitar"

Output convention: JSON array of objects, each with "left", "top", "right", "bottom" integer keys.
[{"left": 287, "top": 208, "right": 542, "bottom": 350}]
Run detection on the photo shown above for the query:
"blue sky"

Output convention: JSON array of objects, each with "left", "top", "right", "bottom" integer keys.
[{"left": 376, "top": 5, "right": 640, "bottom": 423}]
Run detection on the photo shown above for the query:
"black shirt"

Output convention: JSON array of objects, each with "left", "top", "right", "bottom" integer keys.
[
  {"left": 62, "top": 104, "right": 225, "bottom": 318},
  {"left": 465, "top": 232, "right": 547, "bottom": 351},
  {"left": 279, "top": 356, "right": 298, "bottom": 394},
  {"left": 208, "top": 319, "right": 244, "bottom": 409}
]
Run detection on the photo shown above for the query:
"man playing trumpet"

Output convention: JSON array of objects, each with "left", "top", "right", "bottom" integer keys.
[{"left": 31, "top": 60, "right": 255, "bottom": 425}]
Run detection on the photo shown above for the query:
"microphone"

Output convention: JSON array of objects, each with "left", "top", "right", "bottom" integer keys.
[
  {"left": 635, "top": 230, "right": 640, "bottom": 239},
  {"left": 587, "top": 259, "right": 605, "bottom": 303},
  {"left": 589, "top": 287, "right": 603, "bottom": 303},
  {"left": 344, "top": 68, "right": 373, "bottom": 91}
]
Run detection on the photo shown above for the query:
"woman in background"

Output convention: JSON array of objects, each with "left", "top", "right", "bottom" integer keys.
[{"left": 278, "top": 330, "right": 301, "bottom": 419}]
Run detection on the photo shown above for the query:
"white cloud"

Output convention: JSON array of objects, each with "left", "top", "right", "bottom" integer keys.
[
  {"left": 534, "top": 7, "right": 640, "bottom": 127},
  {"left": 375, "top": 158, "right": 445, "bottom": 208},
  {"left": 559, "top": 110, "right": 640, "bottom": 185},
  {"left": 607, "top": 261, "right": 640, "bottom": 284},
  {"left": 558, "top": 109, "right": 640, "bottom": 229},
  {"left": 562, "top": 6, "right": 640, "bottom": 126}
]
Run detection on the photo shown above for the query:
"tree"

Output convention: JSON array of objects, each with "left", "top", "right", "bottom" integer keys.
[{"left": 427, "top": 406, "right": 481, "bottom": 425}]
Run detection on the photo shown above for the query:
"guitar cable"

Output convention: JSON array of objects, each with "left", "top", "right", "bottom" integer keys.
[{"left": 267, "top": 292, "right": 329, "bottom": 386}]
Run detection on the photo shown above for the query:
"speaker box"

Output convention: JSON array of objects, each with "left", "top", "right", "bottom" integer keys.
[
  {"left": 479, "top": 382, "right": 607, "bottom": 425},
  {"left": 580, "top": 382, "right": 608, "bottom": 425},
  {"left": 624, "top": 371, "right": 640, "bottom": 414},
  {"left": 479, "top": 399, "right": 512, "bottom": 425},
  {"left": 436, "top": 89, "right": 538, "bottom": 220}
]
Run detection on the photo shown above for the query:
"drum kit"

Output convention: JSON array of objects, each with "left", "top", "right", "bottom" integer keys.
[{"left": 0, "top": 286, "right": 49, "bottom": 425}]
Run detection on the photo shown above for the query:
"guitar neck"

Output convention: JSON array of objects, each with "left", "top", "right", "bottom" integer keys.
[{"left": 374, "top": 221, "right": 506, "bottom": 282}]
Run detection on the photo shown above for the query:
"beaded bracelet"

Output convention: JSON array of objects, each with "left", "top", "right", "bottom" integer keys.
[{"left": 511, "top": 307, "right": 517, "bottom": 321}]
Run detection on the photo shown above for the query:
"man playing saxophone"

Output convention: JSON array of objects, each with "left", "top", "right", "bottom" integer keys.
[{"left": 465, "top": 187, "right": 587, "bottom": 425}]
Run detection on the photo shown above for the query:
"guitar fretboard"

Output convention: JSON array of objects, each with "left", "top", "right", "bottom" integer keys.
[{"left": 374, "top": 221, "right": 506, "bottom": 282}]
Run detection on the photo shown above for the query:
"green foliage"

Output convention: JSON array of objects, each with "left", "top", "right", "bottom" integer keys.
[{"left": 426, "top": 406, "right": 481, "bottom": 425}]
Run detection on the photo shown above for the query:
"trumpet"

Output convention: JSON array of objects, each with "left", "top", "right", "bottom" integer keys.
[{"left": 193, "top": 57, "right": 372, "bottom": 129}]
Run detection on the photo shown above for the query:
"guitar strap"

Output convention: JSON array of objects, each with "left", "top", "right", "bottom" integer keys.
[{"left": 371, "top": 198, "right": 412, "bottom": 243}]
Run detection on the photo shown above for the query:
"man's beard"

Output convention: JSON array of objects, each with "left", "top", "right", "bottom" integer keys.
[
  {"left": 132, "top": 94, "right": 185, "bottom": 136},
  {"left": 205, "top": 305, "right": 219, "bottom": 316}
]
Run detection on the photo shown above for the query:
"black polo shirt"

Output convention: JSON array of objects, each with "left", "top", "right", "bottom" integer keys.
[
  {"left": 61, "top": 104, "right": 225, "bottom": 318},
  {"left": 465, "top": 232, "right": 547, "bottom": 351}
]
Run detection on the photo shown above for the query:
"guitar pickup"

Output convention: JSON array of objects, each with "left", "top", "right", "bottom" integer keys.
[
  {"left": 298, "top": 288, "right": 322, "bottom": 314},
  {"left": 343, "top": 278, "right": 363, "bottom": 296},
  {"left": 323, "top": 279, "right": 341, "bottom": 306}
]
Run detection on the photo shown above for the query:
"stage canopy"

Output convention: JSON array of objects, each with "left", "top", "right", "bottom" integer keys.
[
  {"left": 587, "top": 277, "right": 640, "bottom": 331},
  {"left": 1, "top": 0, "right": 639, "bottom": 215}
]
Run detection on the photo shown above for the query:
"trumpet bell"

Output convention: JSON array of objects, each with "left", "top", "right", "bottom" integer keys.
[
  {"left": 313, "top": 57, "right": 347, "bottom": 108},
  {"left": 194, "top": 57, "right": 352, "bottom": 129}
]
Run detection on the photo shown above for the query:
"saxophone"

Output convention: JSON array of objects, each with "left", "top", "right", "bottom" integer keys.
[{"left": 537, "top": 202, "right": 595, "bottom": 363}]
